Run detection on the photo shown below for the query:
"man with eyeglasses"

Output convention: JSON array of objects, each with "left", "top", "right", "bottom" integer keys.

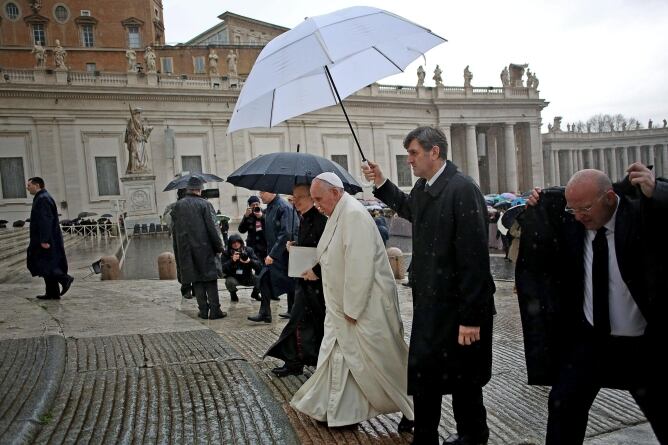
[{"left": 522, "top": 162, "right": 667, "bottom": 444}]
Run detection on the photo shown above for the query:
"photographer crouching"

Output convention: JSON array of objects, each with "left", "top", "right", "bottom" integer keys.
[{"left": 222, "top": 234, "right": 262, "bottom": 302}]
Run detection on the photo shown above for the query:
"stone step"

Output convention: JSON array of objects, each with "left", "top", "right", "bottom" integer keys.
[{"left": 0, "top": 234, "right": 81, "bottom": 283}]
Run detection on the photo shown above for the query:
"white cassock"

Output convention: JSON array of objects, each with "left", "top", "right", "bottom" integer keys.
[{"left": 290, "top": 192, "right": 413, "bottom": 426}]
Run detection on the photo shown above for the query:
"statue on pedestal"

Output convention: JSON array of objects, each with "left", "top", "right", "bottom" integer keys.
[
  {"left": 417, "top": 65, "right": 425, "bottom": 87},
  {"left": 208, "top": 48, "right": 219, "bottom": 75},
  {"left": 144, "top": 46, "right": 157, "bottom": 73},
  {"left": 553, "top": 116, "right": 562, "bottom": 132},
  {"left": 226, "top": 50, "right": 238, "bottom": 77},
  {"left": 663, "top": 119, "right": 667, "bottom": 128},
  {"left": 464, "top": 65, "right": 473, "bottom": 88},
  {"left": 548, "top": 123, "right": 553, "bottom": 132},
  {"left": 32, "top": 44, "right": 46, "bottom": 68},
  {"left": 125, "top": 106, "right": 153, "bottom": 174},
  {"left": 126, "top": 49, "right": 137, "bottom": 72},
  {"left": 648, "top": 119, "right": 653, "bottom": 129},
  {"left": 432, "top": 64, "right": 443, "bottom": 86},
  {"left": 53, "top": 40, "right": 67, "bottom": 70},
  {"left": 500, "top": 66, "right": 509, "bottom": 87}
]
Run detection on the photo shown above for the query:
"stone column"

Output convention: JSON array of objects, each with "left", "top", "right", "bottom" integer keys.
[
  {"left": 634, "top": 146, "right": 642, "bottom": 163},
  {"left": 577, "top": 150, "right": 584, "bottom": 172},
  {"left": 504, "top": 123, "right": 518, "bottom": 192},
  {"left": 465, "top": 124, "right": 480, "bottom": 183},
  {"left": 567, "top": 150, "right": 575, "bottom": 179},
  {"left": 553, "top": 151, "right": 561, "bottom": 185},
  {"left": 529, "top": 122, "right": 544, "bottom": 186},
  {"left": 598, "top": 149, "right": 605, "bottom": 172},
  {"left": 486, "top": 128, "right": 499, "bottom": 193},
  {"left": 586, "top": 149, "right": 594, "bottom": 169},
  {"left": 621, "top": 147, "right": 629, "bottom": 172},
  {"left": 661, "top": 144, "right": 668, "bottom": 177},
  {"left": 440, "top": 124, "right": 453, "bottom": 161},
  {"left": 610, "top": 147, "right": 619, "bottom": 180},
  {"left": 648, "top": 145, "right": 655, "bottom": 167}
]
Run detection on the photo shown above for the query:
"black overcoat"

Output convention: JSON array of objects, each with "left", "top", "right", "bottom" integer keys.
[
  {"left": 265, "top": 206, "right": 327, "bottom": 365},
  {"left": 27, "top": 189, "right": 68, "bottom": 277},
  {"left": 516, "top": 178, "right": 668, "bottom": 385},
  {"left": 171, "top": 195, "right": 223, "bottom": 283},
  {"left": 259, "top": 196, "right": 299, "bottom": 296},
  {"left": 375, "top": 162, "right": 496, "bottom": 395}
]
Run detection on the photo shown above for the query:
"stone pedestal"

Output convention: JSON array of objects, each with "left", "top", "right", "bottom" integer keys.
[
  {"left": 120, "top": 173, "right": 160, "bottom": 229},
  {"left": 127, "top": 71, "right": 138, "bottom": 86},
  {"left": 147, "top": 72, "right": 158, "bottom": 86},
  {"left": 55, "top": 69, "right": 68, "bottom": 84},
  {"left": 157, "top": 252, "right": 177, "bottom": 280},
  {"left": 33, "top": 68, "right": 47, "bottom": 83}
]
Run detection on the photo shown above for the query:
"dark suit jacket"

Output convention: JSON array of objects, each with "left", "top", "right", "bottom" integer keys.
[
  {"left": 517, "top": 179, "right": 668, "bottom": 385},
  {"left": 27, "top": 189, "right": 68, "bottom": 278}
]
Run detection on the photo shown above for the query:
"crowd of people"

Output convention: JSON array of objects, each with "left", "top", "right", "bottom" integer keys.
[{"left": 23, "top": 124, "right": 666, "bottom": 445}]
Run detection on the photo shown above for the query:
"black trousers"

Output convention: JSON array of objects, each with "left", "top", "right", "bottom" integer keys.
[
  {"left": 225, "top": 275, "right": 259, "bottom": 293},
  {"left": 44, "top": 277, "right": 61, "bottom": 297},
  {"left": 258, "top": 268, "right": 294, "bottom": 318},
  {"left": 192, "top": 280, "right": 221, "bottom": 314},
  {"left": 413, "top": 384, "right": 488, "bottom": 445},
  {"left": 546, "top": 322, "right": 667, "bottom": 445}
]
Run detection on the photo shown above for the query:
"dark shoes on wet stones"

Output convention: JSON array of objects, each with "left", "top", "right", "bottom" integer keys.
[
  {"left": 271, "top": 365, "right": 303, "bottom": 377},
  {"left": 247, "top": 314, "right": 272, "bottom": 323}
]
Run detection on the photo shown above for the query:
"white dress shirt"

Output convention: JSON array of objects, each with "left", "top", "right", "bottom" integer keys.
[{"left": 582, "top": 195, "right": 647, "bottom": 336}]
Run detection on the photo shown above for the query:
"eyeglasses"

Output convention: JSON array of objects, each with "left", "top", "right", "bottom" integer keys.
[{"left": 564, "top": 194, "right": 606, "bottom": 215}]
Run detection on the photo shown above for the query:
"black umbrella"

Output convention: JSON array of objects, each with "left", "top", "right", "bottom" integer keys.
[
  {"left": 163, "top": 172, "right": 224, "bottom": 192},
  {"left": 500, "top": 204, "right": 525, "bottom": 231},
  {"left": 227, "top": 152, "right": 362, "bottom": 195},
  {"left": 101, "top": 213, "right": 113, "bottom": 218},
  {"left": 78, "top": 211, "right": 98, "bottom": 218}
]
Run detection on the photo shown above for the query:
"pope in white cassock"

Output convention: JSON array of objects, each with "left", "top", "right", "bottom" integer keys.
[{"left": 291, "top": 172, "right": 414, "bottom": 429}]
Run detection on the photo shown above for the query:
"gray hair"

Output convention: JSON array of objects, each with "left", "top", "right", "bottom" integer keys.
[{"left": 403, "top": 126, "right": 448, "bottom": 160}]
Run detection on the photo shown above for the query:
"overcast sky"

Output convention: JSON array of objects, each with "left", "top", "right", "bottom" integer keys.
[{"left": 164, "top": 0, "right": 668, "bottom": 131}]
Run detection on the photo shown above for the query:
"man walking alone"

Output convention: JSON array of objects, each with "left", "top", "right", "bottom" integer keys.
[{"left": 26, "top": 177, "right": 73, "bottom": 300}]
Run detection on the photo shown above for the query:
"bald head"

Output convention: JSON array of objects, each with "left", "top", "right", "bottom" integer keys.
[
  {"left": 565, "top": 169, "right": 616, "bottom": 230},
  {"left": 566, "top": 169, "right": 612, "bottom": 195}
]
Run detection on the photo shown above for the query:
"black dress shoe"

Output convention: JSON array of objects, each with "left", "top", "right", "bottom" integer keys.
[
  {"left": 271, "top": 365, "right": 303, "bottom": 377},
  {"left": 247, "top": 314, "right": 272, "bottom": 323},
  {"left": 197, "top": 311, "right": 209, "bottom": 319},
  {"left": 209, "top": 310, "right": 227, "bottom": 320},
  {"left": 278, "top": 312, "right": 291, "bottom": 319},
  {"left": 443, "top": 432, "right": 489, "bottom": 445},
  {"left": 250, "top": 290, "right": 261, "bottom": 301},
  {"left": 398, "top": 415, "right": 414, "bottom": 432},
  {"left": 37, "top": 294, "right": 60, "bottom": 300},
  {"left": 60, "top": 275, "right": 74, "bottom": 296}
]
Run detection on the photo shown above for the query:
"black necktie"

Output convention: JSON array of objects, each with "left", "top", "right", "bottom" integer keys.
[
  {"left": 592, "top": 227, "right": 610, "bottom": 335},
  {"left": 424, "top": 183, "right": 430, "bottom": 192}
]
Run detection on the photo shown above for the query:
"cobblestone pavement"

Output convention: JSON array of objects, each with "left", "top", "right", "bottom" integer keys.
[{"left": 0, "top": 253, "right": 658, "bottom": 444}]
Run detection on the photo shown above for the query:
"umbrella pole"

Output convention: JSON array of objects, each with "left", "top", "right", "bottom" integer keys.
[{"left": 324, "top": 66, "right": 367, "bottom": 162}]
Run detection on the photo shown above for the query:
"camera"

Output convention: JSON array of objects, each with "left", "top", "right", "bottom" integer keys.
[
  {"left": 252, "top": 206, "right": 262, "bottom": 214},
  {"left": 235, "top": 249, "right": 249, "bottom": 261},
  {"left": 201, "top": 188, "right": 220, "bottom": 199}
]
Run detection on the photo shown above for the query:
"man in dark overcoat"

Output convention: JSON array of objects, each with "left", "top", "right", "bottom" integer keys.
[
  {"left": 248, "top": 191, "right": 299, "bottom": 323},
  {"left": 265, "top": 183, "right": 327, "bottom": 377},
  {"left": 363, "top": 126, "right": 496, "bottom": 445},
  {"left": 26, "top": 177, "right": 73, "bottom": 299},
  {"left": 522, "top": 164, "right": 668, "bottom": 444},
  {"left": 172, "top": 177, "right": 226, "bottom": 320}
]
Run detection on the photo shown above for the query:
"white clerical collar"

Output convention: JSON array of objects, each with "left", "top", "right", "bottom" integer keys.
[{"left": 426, "top": 160, "right": 448, "bottom": 187}]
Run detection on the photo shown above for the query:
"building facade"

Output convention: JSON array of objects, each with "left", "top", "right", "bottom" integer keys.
[
  {"left": 0, "top": 1, "right": 550, "bottom": 223},
  {"left": 542, "top": 118, "right": 668, "bottom": 186}
]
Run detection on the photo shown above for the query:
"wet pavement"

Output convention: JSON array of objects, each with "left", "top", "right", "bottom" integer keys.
[{"left": 0, "top": 235, "right": 658, "bottom": 444}]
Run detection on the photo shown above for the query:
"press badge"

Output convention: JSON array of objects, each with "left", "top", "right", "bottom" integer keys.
[{"left": 236, "top": 268, "right": 243, "bottom": 275}]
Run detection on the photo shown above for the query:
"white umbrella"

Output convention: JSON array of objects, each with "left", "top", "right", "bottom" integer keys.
[{"left": 227, "top": 6, "right": 446, "bottom": 160}]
